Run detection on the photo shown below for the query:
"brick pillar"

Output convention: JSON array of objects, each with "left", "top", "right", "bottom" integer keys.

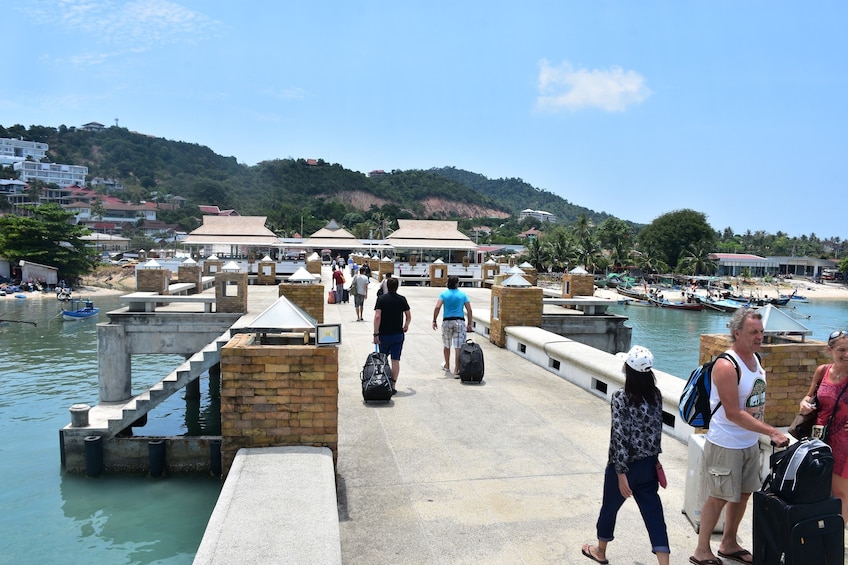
[
  {"left": 562, "top": 273, "right": 594, "bottom": 297},
  {"left": 306, "top": 258, "right": 322, "bottom": 276},
  {"left": 482, "top": 262, "right": 498, "bottom": 284},
  {"left": 699, "top": 335, "right": 829, "bottom": 427},
  {"left": 177, "top": 264, "right": 202, "bottom": 294},
  {"left": 378, "top": 259, "right": 394, "bottom": 280},
  {"left": 220, "top": 334, "right": 339, "bottom": 477},
  {"left": 136, "top": 268, "right": 169, "bottom": 294},
  {"left": 278, "top": 283, "right": 324, "bottom": 323},
  {"left": 257, "top": 260, "right": 276, "bottom": 285},
  {"left": 368, "top": 257, "right": 380, "bottom": 276},
  {"left": 521, "top": 267, "right": 538, "bottom": 286},
  {"left": 215, "top": 272, "right": 248, "bottom": 313},
  {"left": 429, "top": 262, "right": 448, "bottom": 287},
  {"left": 203, "top": 259, "right": 223, "bottom": 277},
  {"left": 489, "top": 284, "right": 543, "bottom": 348}
]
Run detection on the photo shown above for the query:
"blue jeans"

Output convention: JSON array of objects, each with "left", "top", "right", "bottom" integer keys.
[{"left": 596, "top": 455, "right": 670, "bottom": 554}]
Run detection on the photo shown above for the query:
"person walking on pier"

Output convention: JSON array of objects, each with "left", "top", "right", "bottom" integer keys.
[
  {"left": 432, "top": 275, "right": 472, "bottom": 375},
  {"left": 690, "top": 308, "right": 788, "bottom": 565},
  {"left": 351, "top": 267, "right": 369, "bottom": 322},
  {"left": 373, "top": 277, "right": 411, "bottom": 392},
  {"left": 332, "top": 266, "right": 346, "bottom": 303},
  {"left": 582, "top": 345, "right": 670, "bottom": 565}
]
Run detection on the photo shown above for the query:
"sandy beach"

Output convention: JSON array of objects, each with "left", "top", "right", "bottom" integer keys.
[{"left": 594, "top": 277, "right": 848, "bottom": 302}]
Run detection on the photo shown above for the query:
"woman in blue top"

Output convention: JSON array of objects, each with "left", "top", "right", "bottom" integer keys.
[
  {"left": 582, "top": 346, "right": 670, "bottom": 565},
  {"left": 431, "top": 275, "right": 472, "bottom": 376}
]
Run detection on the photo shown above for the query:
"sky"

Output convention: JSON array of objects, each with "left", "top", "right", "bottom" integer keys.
[{"left": 5, "top": 1, "right": 847, "bottom": 239}]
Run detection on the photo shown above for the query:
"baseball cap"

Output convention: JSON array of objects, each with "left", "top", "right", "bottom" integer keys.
[{"left": 624, "top": 345, "right": 653, "bottom": 372}]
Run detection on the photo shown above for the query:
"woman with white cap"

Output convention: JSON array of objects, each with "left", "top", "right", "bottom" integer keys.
[{"left": 581, "top": 345, "right": 670, "bottom": 565}]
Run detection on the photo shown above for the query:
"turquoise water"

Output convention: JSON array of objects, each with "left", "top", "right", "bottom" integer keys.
[
  {"left": 608, "top": 298, "right": 848, "bottom": 378},
  {"left": 0, "top": 296, "right": 220, "bottom": 565}
]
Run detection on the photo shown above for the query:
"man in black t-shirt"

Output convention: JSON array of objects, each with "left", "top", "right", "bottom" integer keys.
[{"left": 373, "top": 277, "right": 411, "bottom": 394}]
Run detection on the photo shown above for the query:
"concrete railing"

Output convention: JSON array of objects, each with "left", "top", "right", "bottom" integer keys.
[
  {"left": 193, "top": 446, "right": 341, "bottom": 565},
  {"left": 502, "top": 325, "right": 690, "bottom": 443}
]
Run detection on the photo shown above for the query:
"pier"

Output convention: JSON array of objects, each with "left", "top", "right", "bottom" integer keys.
[{"left": 59, "top": 266, "right": 843, "bottom": 563}]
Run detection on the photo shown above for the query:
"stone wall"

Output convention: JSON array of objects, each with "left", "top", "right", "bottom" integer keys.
[
  {"left": 219, "top": 334, "right": 339, "bottom": 476},
  {"left": 278, "top": 283, "right": 324, "bottom": 323},
  {"left": 429, "top": 263, "right": 448, "bottom": 287},
  {"left": 257, "top": 261, "right": 276, "bottom": 285},
  {"left": 306, "top": 259, "right": 322, "bottom": 276},
  {"left": 489, "top": 284, "right": 543, "bottom": 348},
  {"left": 203, "top": 259, "right": 223, "bottom": 277},
  {"left": 699, "top": 334, "right": 829, "bottom": 427}
]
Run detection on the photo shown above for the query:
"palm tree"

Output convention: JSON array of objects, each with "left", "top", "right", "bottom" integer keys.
[{"left": 678, "top": 244, "right": 718, "bottom": 276}]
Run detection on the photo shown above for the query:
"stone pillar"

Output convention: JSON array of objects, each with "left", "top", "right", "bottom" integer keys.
[
  {"left": 278, "top": 283, "right": 324, "bottom": 323},
  {"left": 482, "top": 262, "right": 498, "bottom": 282},
  {"left": 177, "top": 264, "right": 202, "bottom": 294},
  {"left": 98, "top": 323, "right": 132, "bottom": 402},
  {"left": 136, "top": 268, "right": 169, "bottom": 294},
  {"left": 521, "top": 267, "right": 538, "bottom": 286},
  {"left": 203, "top": 259, "right": 223, "bottom": 277},
  {"left": 257, "top": 259, "right": 276, "bottom": 285},
  {"left": 379, "top": 258, "right": 394, "bottom": 281},
  {"left": 489, "top": 284, "right": 543, "bottom": 348},
  {"left": 562, "top": 273, "right": 594, "bottom": 297},
  {"left": 215, "top": 272, "right": 248, "bottom": 313},
  {"left": 368, "top": 257, "right": 380, "bottom": 277},
  {"left": 699, "top": 334, "right": 830, "bottom": 427},
  {"left": 306, "top": 258, "right": 322, "bottom": 276},
  {"left": 429, "top": 262, "right": 448, "bottom": 287},
  {"left": 220, "top": 334, "right": 339, "bottom": 477}
]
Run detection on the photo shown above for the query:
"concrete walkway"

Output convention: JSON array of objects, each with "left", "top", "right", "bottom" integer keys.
[{"left": 321, "top": 276, "right": 720, "bottom": 565}]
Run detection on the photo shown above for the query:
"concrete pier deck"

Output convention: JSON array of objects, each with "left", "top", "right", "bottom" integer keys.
[{"left": 207, "top": 272, "right": 834, "bottom": 564}]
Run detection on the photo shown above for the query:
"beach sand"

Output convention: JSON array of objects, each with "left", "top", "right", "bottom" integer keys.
[{"left": 594, "top": 277, "right": 848, "bottom": 302}]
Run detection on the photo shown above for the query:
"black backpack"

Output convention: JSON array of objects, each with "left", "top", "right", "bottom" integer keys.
[
  {"left": 361, "top": 349, "right": 394, "bottom": 402},
  {"left": 762, "top": 438, "right": 834, "bottom": 504},
  {"left": 458, "top": 339, "right": 484, "bottom": 383}
]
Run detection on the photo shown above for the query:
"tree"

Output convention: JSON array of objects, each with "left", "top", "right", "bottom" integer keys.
[
  {"left": 636, "top": 209, "right": 716, "bottom": 271},
  {"left": 596, "top": 217, "right": 634, "bottom": 268},
  {"left": 0, "top": 203, "right": 95, "bottom": 281},
  {"left": 677, "top": 243, "right": 718, "bottom": 275}
]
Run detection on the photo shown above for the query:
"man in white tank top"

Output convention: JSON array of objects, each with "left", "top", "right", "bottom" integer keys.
[{"left": 690, "top": 309, "right": 789, "bottom": 565}]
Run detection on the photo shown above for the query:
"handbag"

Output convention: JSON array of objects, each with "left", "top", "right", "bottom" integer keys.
[
  {"left": 788, "top": 367, "right": 826, "bottom": 440},
  {"left": 656, "top": 461, "right": 667, "bottom": 489}
]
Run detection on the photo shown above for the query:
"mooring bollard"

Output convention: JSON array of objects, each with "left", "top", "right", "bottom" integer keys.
[
  {"left": 69, "top": 403, "right": 91, "bottom": 427},
  {"left": 84, "top": 435, "right": 103, "bottom": 477},
  {"left": 149, "top": 439, "right": 166, "bottom": 478},
  {"left": 210, "top": 439, "right": 222, "bottom": 478}
]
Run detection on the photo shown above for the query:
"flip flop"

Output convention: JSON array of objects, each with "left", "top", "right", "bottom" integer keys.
[
  {"left": 581, "top": 545, "right": 609, "bottom": 564},
  {"left": 689, "top": 557, "right": 723, "bottom": 565},
  {"left": 717, "top": 549, "right": 752, "bottom": 564}
]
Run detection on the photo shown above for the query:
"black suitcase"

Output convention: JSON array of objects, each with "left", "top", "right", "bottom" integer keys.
[
  {"left": 458, "top": 339, "right": 484, "bottom": 383},
  {"left": 753, "top": 490, "right": 844, "bottom": 565},
  {"left": 360, "top": 347, "right": 394, "bottom": 402},
  {"left": 341, "top": 288, "right": 349, "bottom": 303}
]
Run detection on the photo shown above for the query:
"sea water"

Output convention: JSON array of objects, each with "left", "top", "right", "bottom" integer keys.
[
  {"left": 607, "top": 298, "right": 848, "bottom": 378},
  {"left": 1, "top": 292, "right": 846, "bottom": 564},
  {"left": 0, "top": 296, "right": 220, "bottom": 565}
]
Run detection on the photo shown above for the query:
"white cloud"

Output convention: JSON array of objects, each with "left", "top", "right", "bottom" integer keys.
[{"left": 536, "top": 60, "right": 651, "bottom": 112}]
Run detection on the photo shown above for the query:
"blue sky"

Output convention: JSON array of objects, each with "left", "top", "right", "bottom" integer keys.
[{"left": 6, "top": 1, "right": 847, "bottom": 239}]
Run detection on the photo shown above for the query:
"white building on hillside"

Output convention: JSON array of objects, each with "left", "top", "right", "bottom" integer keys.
[
  {"left": 13, "top": 160, "right": 88, "bottom": 187},
  {"left": 519, "top": 209, "right": 556, "bottom": 223},
  {"left": 0, "top": 137, "right": 48, "bottom": 166}
]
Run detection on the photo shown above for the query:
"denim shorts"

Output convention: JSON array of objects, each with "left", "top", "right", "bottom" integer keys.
[{"left": 377, "top": 333, "right": 404, "bottom": 360}]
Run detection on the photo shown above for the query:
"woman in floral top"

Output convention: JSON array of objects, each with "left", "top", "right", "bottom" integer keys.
[{"left": 581, "top": 346, "right": 670, "bottom": 565}]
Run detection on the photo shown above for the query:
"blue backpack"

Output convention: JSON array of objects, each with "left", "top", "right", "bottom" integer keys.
[{"left": 679, "top": 352, "right": 758, "bottom": 428}]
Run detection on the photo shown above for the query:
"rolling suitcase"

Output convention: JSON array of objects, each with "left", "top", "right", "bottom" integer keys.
[
  {"left": 753, "top": 490, "right": 843, "bottom": 564},
  {"left": 327, "top": 290, "right": 336, "bottom": 304},
  {"left": 341, "top": 288, "right": 350, "bottom": 303},
  {"left": 458, "top": 339, "right": 484, "bottom": 383},
  {"left": 360, "top": 346, "right": 394, "bottom": 402}
]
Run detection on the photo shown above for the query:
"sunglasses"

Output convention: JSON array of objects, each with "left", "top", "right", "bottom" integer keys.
[{"left": 829, "top": 330, "right": 848, "bottom": 344}]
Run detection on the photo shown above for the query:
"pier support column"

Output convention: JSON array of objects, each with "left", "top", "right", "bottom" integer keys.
[
  {"left": 209, "top": 363, "right": 221, "bottom": 400},
  {"left": 185, "top": 377, "right": 201, "bottom": 401},
  {"left": 98, "top": 323, "right": 132, "bottom": 402}
]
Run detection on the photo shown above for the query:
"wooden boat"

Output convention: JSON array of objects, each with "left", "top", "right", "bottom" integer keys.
[
  {"left": 698, "top": 296, "right": 746, "bottom": 313},
  {"left": 62, "top": 299, "right": 99, "bottom": 321},
  {"left": 616, "top": 285, "right": 649, "bottom": 300},
  {"left": 648, "top": 297, "right": 703, "bottom": 311}
]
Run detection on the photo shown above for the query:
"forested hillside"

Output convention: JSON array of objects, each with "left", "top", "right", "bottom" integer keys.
[{"left": 0, "top": 124, "right": 612, "bottom": 236}]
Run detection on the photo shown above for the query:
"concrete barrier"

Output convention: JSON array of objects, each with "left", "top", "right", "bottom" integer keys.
[{"left": 193, "top": 446, "right": 341, "bottom": 565}]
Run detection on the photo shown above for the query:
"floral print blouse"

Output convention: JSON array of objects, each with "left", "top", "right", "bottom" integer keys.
[{"left": 607, "top": 388, "right": 663, "bottom": 474}]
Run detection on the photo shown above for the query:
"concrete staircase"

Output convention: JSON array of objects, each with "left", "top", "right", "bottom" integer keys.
[{"left": 76, "top": 330, "right": 232, "bottom": 437}]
